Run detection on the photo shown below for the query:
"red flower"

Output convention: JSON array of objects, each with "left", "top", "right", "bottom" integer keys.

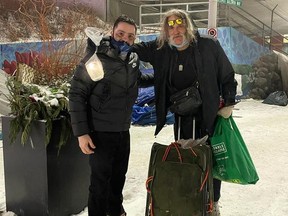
[
  {"left": 3, "top": 60, "right": 17, "bottom": 75},
  {"left": 2, "top": 51, "right": 44, "bottom": 76}
]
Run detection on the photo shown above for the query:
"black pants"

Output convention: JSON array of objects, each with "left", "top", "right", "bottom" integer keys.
[
  {"left": 174, "top": 114, "right": 221, "bottom": 202},
  {"left": 88, "top": 131, "right": 130, "bottom": 216}
]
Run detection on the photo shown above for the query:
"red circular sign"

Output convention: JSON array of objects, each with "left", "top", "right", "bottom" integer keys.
[{"left": 208, "top": 28, "right": 217, "bottom": 38}]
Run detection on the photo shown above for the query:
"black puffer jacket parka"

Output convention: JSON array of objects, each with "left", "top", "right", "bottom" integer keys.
[
  {"left": 69, "top": 36, "right": 144, "bottom": 136},
  {"left": 133, "top": 33, "right": 237, "bottom": 136}
]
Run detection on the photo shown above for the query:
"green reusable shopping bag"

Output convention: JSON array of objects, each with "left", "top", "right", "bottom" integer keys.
[{"left": 210, "top": 116, "right": 259, "bottom": 184}]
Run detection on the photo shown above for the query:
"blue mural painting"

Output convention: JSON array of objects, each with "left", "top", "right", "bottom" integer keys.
[
  {"left": 218, "top": 27, "right": 270, "bottom": 65},
  {"left": 0, "top": 40, "right": 71, "bottom": 70},
  {"left": 1, "top": 27, "right": 270, "bottom": 70}
]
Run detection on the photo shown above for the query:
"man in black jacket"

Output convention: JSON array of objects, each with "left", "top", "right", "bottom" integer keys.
[
  {"left": 133, "top": 9, "right": 238, "bottom": 216},
  {"left": 69, "top": 15, "right": 151, "bottom": 216}
]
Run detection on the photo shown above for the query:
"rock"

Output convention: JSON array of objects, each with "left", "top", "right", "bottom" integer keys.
[{"left": 249, "top": 52, "right": 284, "bottom": 99}]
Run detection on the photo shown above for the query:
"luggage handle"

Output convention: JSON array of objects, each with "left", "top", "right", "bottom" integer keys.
[
  {"left": 162, "top": 142, "right": 183, "bottom": 162},
  {"left": 146, "top": 176, "right": 153, "bottom": 193},
  {"left": 177, "top": 116, "right": 196, "bottom": 141}
]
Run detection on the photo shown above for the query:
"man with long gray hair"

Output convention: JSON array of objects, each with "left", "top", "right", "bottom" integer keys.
[{"left": 133, "top": 9, "right": 237, "bottom": 216}]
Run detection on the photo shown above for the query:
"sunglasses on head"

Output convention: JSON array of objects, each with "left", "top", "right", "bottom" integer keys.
[{"left": 167, "top": 18, "right": 185, "bottom": 27}]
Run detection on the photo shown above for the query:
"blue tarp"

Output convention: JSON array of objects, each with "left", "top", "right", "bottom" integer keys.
[
  {"left": 133, "top": 70, "right": 174, "bottom": 125},
  {"left": 132, "top": 105, "right": 174, "bottom": 126},
  {"left": 136, "top": 86, "right": 155, "bottom": 106}
]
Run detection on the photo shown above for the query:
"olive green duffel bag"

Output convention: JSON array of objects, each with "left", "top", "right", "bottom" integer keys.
[{"left": 145, "top": 142, "right": 214, "bottom": 216}]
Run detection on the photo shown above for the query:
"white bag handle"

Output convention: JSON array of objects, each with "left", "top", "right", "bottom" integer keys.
[{"left": 84, "top": 27, "right": 103, "bottom": 46}]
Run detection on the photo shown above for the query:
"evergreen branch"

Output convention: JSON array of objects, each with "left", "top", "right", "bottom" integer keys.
[{"left": 5, "top": 77, "right": 72, "bottom": 152}]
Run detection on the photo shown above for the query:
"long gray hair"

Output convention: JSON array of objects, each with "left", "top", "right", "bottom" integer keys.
[{"left": 157, "top": 9, "right": 196, "bottom": 49}]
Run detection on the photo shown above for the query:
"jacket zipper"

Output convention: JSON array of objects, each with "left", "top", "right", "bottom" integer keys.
[{"left": 125, "top": 62, "right": 129, "bottom": 111}]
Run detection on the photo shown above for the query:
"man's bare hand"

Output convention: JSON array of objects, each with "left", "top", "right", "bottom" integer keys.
[{"left": 78, "top": 134, "right": 96, "bottom": 154}]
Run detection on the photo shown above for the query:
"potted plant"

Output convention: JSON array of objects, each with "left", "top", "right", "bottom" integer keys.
[
  {"left": 1, "top": 47, "right": 91, "bottom": 216},
  {"left": 0, "top": 0, "right": 112, "bottom": 215}
]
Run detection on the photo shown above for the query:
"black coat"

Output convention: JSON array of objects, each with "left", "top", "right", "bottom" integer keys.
[
  {"left": 133, "top": 34, "right": 237, "bottom": 136},
  {"left": 69, "top": 37, "right": 150, "bottom": 136}
]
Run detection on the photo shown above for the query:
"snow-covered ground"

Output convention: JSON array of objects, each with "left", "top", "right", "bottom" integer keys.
[{"left": 1, "top": 99, "right": 288, "bottom": 216}]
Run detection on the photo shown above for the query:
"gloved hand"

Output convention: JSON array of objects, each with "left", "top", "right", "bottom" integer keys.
[
  {"left": 217, "top": 105, "right": 234, "bottom": 118},
  {"left": 85, "top": 27, "right": 103, "bottom": 46}
]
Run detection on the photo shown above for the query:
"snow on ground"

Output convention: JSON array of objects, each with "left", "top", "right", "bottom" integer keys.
[
  {"left": 123, "top": 99, "right": 288, "bottom": 216},
  {"left": 1, "top": 99, "right": 288, "bottom": 215}
]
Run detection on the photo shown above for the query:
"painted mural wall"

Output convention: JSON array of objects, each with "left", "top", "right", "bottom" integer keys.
[{"left": 1, "top": 27, "right": 270, "bottom": 67}]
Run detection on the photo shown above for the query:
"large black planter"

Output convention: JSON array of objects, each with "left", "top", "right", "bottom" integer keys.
[{"left": 1, "top": 116, "right": 90, "bottom": 216}]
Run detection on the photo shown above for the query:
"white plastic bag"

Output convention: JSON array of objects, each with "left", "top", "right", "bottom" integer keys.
[
  {"left": 85, "top": 53, "right": 104, "bottom": 81},
  {"left": 84, "top": 27, "right": 103, "bottom": 46}
]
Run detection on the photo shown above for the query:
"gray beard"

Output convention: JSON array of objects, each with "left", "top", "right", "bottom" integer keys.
[{"left": 169, "top": 36, "right": 188, "bottom": 48}]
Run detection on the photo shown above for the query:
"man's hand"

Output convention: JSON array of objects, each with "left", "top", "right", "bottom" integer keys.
[
  {"left": 217, "top": 105, "right": 234, "bottom": 119},
  {"left": 78, "top": 134, "right": 96, "bottom": 154}
]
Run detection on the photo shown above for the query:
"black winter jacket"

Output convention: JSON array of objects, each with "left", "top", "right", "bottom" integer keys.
[
  {"left": 133, "top": 33, "right": 237, "bottom": 136},
  {"left": 69, "top": 37, "right": 150, "bottom": 136}
]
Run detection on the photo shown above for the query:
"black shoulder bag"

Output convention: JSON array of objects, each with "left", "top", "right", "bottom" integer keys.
[{"left": 169, "top": 81, "right": 202, "bottom": 116}]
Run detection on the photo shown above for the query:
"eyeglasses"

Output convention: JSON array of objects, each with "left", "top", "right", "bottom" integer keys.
[{"left": 167, "top": 18, "right": 185, "bottom": 27}]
